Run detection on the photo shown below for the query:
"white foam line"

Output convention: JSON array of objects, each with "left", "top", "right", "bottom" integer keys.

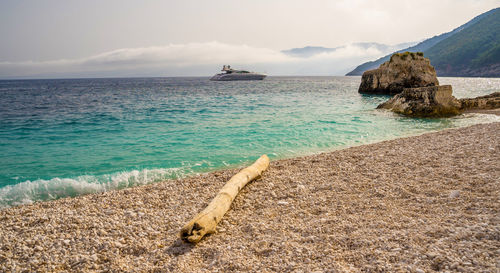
[{"left": 0, "top": 167, "right": 189, "bottom": 209}]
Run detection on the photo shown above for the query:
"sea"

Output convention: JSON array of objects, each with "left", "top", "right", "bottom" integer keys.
[{"left": 1, "top": 76, "right": 499, "bottom": 208}]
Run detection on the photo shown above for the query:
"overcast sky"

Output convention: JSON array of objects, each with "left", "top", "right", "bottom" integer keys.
[{"left": 0, "top": 0, "right": 498, "bottom": 78}]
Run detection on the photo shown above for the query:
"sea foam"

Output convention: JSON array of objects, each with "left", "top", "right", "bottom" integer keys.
[{"left": 0, "top": 167, "right": 189, "bottom": 209}]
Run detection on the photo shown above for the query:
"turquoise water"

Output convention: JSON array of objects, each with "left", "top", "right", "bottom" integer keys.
[{"left": 0, "top": 76, "right": 499, "bottom": 208}]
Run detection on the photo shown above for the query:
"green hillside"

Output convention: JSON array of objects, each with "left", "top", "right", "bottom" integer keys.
[
  {"left": 346, "top": 7, "right": 500, "bottom": 77},
  {"left": 425, "top": 8, "right": 500, "bottom": 76}
]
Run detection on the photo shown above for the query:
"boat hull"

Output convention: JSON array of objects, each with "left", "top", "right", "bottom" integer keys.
[{"left": 210, "top": 73, "right": 266, "bottom": 81}]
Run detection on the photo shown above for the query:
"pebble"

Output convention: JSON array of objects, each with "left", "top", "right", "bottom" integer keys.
[
  {"left": 104, "top": 209, "right": 114, "bottom": 215},
  {"left": 449, "top": 190, "right": 460, "bottom": 198},
  {"left": 98, "top": 229, "right": 107, "bottom": 236},
  {"left": 125, "top": 211, "right": 136, "bottom": 217},
  {"left": 426, "top": 252, "right": 438, "bottom": 258}
]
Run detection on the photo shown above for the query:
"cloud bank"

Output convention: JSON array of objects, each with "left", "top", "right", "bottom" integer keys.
[{"left": 0, "top": 41, "right": 405, "bottom": 78}]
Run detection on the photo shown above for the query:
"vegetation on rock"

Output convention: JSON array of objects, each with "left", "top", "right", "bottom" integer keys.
[{"left": 358, "top": 52, "right": 438, "bottom": 95}]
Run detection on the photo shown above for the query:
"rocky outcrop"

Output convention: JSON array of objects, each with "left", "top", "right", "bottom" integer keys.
[
  {"left": 358, "top": 52, "right": 439, "bottom": 95},
  {"left": 359, "top": 52, "right": 499, "bottom": 118},
  {"left": 377, "top": 85, "right": 462, "bottom": 117},
  {"left": 459, "top": 92, "right": 500, "bottom": 111}
]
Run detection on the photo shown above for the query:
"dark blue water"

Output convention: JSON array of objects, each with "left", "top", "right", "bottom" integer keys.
[{"left": 0, "top": 76, "right": 498, "bottom": 208}]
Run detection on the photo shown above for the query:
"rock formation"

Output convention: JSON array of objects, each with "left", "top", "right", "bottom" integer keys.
[
  {"left": 377, "top": 85, "right": 462, "bottom": 117},
  {"left": 358, "top": 52, "right": 439, "bottom": 95},
  {"left": 459, "top": 92, "right": 500, "bottom": 111},
  {"left": 358, "top": 52, "right": 500, "bottom": 117}
]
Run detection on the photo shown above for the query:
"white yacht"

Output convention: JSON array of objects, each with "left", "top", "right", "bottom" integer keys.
[{"left": 210, "top": 65, "right": 267, "bottom": 81}]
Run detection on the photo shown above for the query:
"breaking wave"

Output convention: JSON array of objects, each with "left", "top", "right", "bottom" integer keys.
[{"left": 0, "top": 167, "right": 190, "bottom": 209}]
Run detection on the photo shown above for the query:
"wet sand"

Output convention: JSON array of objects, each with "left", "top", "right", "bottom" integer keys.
[{"left": 1, "top": 122, "right": 499, "bottom": 272}]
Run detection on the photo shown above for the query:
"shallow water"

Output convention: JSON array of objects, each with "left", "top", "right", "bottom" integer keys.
[{"left": 0, "top": 76, "right": 499, "bottom": 208}]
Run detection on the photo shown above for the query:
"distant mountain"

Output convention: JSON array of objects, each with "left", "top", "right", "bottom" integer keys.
[
  {"left": 282, "top": 46, "right": 336, "bottom": 58},
  {"left": 282, "top": 42, "right": 417, "bottom": 58},
  {"left": 346, "top": 7, "right": 500, "bottom": 77},
  {"left": 425, "top": 8, "right": 500, "bottom": 76}
]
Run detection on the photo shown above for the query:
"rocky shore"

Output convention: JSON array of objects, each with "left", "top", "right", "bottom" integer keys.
[
  {"left": 378, "top": 88, "right": 500, "bottom": 118},
  {"left": 460, "top": 92, "right": 500, "bottom": 111},
  {"left": 377, "top": 85, "right": 462, "bottom": 117},
  {"left": 1, "top": 123, "right": 499, "bottom": 272}
]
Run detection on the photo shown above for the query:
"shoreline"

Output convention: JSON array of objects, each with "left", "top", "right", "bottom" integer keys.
[
  {"left": 2, "top": 112, "right": 499, "bottom": 209},
  {"left": 464, "top": 108, "right": 500, "bottom": 116},
  {"left": 1, "top": 122, "right": 499, "bottom": 271}
]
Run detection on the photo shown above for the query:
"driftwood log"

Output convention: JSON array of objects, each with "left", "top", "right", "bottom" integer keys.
[{"left": 180, "top": 154, "right": 270, "bottom": 243}]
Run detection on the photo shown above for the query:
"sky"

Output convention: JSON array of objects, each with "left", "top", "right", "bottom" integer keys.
[{"left": 0, "top": 0, "right": 498, "bottom": 78}]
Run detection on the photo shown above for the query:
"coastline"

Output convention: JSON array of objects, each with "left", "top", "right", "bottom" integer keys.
[
  {"left": 464, "top": 108, "right": 500, "bottom": 116},
  {"left": 2, "top": 111, "right": 498, "bottom": 210},
  {"left": 1, "top": 122, "right": 499, "bottom": 272}
]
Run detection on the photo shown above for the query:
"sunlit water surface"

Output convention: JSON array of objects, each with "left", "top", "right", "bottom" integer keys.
[{"left": 0, "top": 76, "right": 499, "bottom": 207}]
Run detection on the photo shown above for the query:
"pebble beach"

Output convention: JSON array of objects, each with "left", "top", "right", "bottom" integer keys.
[{"left": 1, "top": 122, "right": 499, "bottom": 272}]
